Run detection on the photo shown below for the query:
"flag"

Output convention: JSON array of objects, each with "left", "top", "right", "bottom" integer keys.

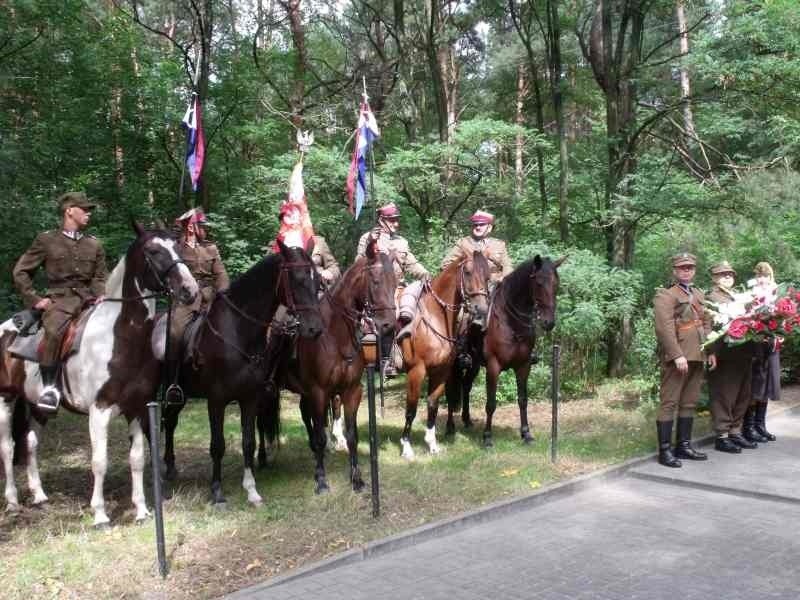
[
  {"left": 181, "top": 96, "right": 205, "bottom": 191},
  {"left": 274, "top": 158, "right": 315, "bottom": 251},
  {"left": 346, "top": 103, "right": 380, "bottom": 220}
]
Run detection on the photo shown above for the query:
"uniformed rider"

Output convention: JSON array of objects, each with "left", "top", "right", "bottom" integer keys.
[{"left": 13, "top": 192, "right": 107, "bottom": 411}]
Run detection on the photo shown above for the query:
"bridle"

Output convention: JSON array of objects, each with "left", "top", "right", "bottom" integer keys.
[
  {"left": 422, "top": 258, "right": 489, "bottom": 343},
  {"left": 277, "top": 258, "right": 320, "bottom": 316},
  {"left": 104, "top": 241, "right": 187, "bottom": 303}
]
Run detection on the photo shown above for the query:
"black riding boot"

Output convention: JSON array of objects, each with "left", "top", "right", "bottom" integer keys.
[
  {"left": 743, "top": 405, "right": 768, "bottom": 443},
  {"left": 754, "top": 402, "right": 776, "bottom": 441},
  {"left": 37, "top": 365, "right": 61, "bottom": 412},
  {"left": 674, "top": 416, "right": 707, "bottom": 460},
  {"left": 657, "top": 420, "right": 681, "bottom": 468},
  {"left": 379, "top": 333, "right": 397, "bottom": 378}
]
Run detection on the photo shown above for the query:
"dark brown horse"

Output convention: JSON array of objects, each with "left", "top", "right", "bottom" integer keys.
[
  {"left": 260, "top": 243, "right": 397, "bottom": 494},
  {"left": 446, "top": 255, "right": 563, "bottom": 447},
  {"left": 160, "top": 240, "right": 323, "bottom": 505},
  {"left": 399, "top": 251, "right": 491, "bottom": 459}
]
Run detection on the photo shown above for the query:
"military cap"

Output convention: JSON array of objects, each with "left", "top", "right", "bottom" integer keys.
[
  {"left": 709, "top": 260, "right": 736, "bottom": 276},
  {"left": 58, "top": 191, "right": 96, "bottom": 212},
  {"left": 671, "top": 252, "right": 697, "bottom": 268},
  {"left": 377, "top": 203, "right": 400, "bottom": 219},
  {"left": 175, "top": 207, "right": 208, "bottom": 226},
  {"left": 470, "top": 210, "right": 495, "bottom": 225}
]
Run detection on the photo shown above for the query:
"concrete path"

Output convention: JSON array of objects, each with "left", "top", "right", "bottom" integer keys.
[{"left": 228, "top": 406, "right": 800, "bottom": 599}]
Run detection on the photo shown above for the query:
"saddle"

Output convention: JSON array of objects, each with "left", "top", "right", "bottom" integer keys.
[{"left": 7, "top": 305, "right": 97, "bottom": 363}]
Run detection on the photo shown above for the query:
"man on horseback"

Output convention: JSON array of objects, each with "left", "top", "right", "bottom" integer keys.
[
  {"left": 356, "top": 202, "right": 429, "bottom": 375},
  {"left": 310, "top": 234, "right": 341, "bottom": 288},
  {"left": 442, "top": 210, "right": 513, "bottom": 368},
  {"left": 12, "top": 191, "right": 107, "bottom": 411},
  {"left": 169, "top": 208, "right": 230, "bottom": 364}
]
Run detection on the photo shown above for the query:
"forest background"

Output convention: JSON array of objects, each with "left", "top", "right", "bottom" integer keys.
[{"left": 2, "top": 0, "right": 800, "bottom": 398}]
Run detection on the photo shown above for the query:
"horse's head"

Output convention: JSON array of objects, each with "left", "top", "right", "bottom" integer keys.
[
  {"left": 359, "top": 240, "right": 398, "bottom": 338},
  {"left": 277, "top": 239, "right": 323, "bottom": 339},
  {"left": 530, "top": 255, "right": 564, "bottom": 331},
  {"left": 460, "top": 251, "right": 491, "bottom": 331},
  {"left": 130, "top": 221, "right": 199, "bottom": 305}
]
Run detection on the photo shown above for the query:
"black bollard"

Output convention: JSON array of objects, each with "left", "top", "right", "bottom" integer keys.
[
  {"left": 551, "top": 344, "right": 560, "bottom": 463},
  {"left": 147, "top": 401, "right": 168, "bottom": 578},
  {"left": 366, "top": 363, "right": 381, "bottom": 517}
]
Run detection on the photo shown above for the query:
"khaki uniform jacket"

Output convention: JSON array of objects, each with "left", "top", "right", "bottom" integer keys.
[
  {"left": 357, "top": 230, "right": 428, "bottom": 282},
  {"left": 653, "top": 283, "right": 710, "bottom": 363},
  {"left": 311, "top": 235, "right": 341, "bottom": 283},
  {"left": 441, "top": 236, "right": 513, "bottom": 283},
  {"left": 177, "top": 240, "right": 229, "bottom": 307},
  {"left": 706, "top": 287, "right": 753, "bottom": 362},
  {"left": 13, "top": 230, "right": 107, "bottom": 308}
]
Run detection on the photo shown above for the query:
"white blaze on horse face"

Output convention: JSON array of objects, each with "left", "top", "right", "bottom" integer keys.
[{"left": 152, "top": 237, "right": 198, "bottom": 299}]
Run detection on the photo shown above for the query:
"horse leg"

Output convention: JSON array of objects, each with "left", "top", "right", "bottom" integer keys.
[
  {"left": 128, "top": 418, "right": 151, "bottom": 522},
  {"left": 25, "top": 417, "right": 47, "bottom": 506},
  {"left": 424, "top": 379, "right": 446, "bottom": 455},
  {"left": 299, "top": 395, "right": 314, "bottom": 452},
  {"left": 208, "top": 400, "right": 227, "bottom": 505},
  {"left": 444, "top": 368, "right": 460, "bottom": 437},
  {"left": 162, "top": 403, "right": 182, "bottom": 481},
  {"left": 239, "top": 400, "right": 263, "bottom": 506},
  {"left": 400, "top": 365, "right": 425, "bottom": 460},
  {"left": 309, "top": 389, "right": 330, "bottom": 494},
  {"left": 483, "top": 358, "right": 501, "bottom": 448},
  {"left": 89, "top": 404, "right": 115, "bottom": 527},
  {"left": 330, "top": 394, "right": 347, "bottom": 452},
  {"left": 258, "top": 386, "right": 280, "bottom": 469},
  {"left": 256, "top": 405, "right": 267, "bottom": 469},
  {"left": 342, "top": 388, "right": 364, "bottom": 492},
  {"left": 516, "top": 364, "right": 534, "bottom": 443},
  {"left": 462, "top": 361, "right": 480, "bottom": 429},
  {"left": 0, "top": 398, "right": 19, "bottom": 512}
]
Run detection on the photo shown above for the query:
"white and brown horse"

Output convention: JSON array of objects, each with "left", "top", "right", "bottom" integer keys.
[{"left": 0, "top": 223, "right": 198, "bottom": 526}]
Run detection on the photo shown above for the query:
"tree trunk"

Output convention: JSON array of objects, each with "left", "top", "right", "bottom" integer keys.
[
  {"left": 547, "top": 0, "right": 568, "bottom": 243},
  {"left": 283, "top": 0, "right": 306, "bottom": 130},
  {"left": 514, "top": 64, "right": 528, "bottom": 201},
  {"left": 675, "top": 0, "right": 696, "bottom": 142}
]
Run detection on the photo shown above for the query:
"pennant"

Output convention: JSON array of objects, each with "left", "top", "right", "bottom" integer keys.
[
  {"left": 181, "top": 96, "right": 206, "bottom": 191},
  {"left": 346, "top": 104, "right": 380, "bottom": 220},
  {"left": 274, "top": 158, "right": 315, "bottom": 252}
]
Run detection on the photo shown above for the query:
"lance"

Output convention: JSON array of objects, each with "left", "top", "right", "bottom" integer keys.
[{"left": 178, "top": 53, "right": 202, "bottom": 209}]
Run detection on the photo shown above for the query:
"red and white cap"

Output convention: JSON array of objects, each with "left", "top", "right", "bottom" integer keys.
[
  {"left": 470, "top": 210, "right": 494, "bottom": 225},
  {"left": 377, "top": 203, "right": 401, "bottom": 219},
  {"left": 175, "top": 207, "right": 208, "bottom": 226}
]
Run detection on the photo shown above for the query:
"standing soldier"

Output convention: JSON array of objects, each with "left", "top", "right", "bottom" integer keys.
[
  {"left": 707, "top": 261, "right": 758, "bottom": 453},
  {"left": 357, "top": 202, "right": 429, "bottom": 375},
  {"left": 170, "top": 208, "right": 229, "bottom": 361},
  {"left": 441, "top": 210, "right": 513, "bottom": 285},
  {"left": 653, "top": 253, "right": 714, "bottom": 467},
  {"left": 13, "top": 191, "right": 107, "bottom": 411}
]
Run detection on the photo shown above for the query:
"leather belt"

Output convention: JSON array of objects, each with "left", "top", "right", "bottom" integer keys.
[{"left": 676, "top": 319, "right": 703, "bottom": 331}]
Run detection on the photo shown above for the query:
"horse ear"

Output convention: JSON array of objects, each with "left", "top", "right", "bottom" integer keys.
[
  {"left": 366, "top": 238, "right": 377, "bottom": 260},
  {"left": 553, "top": 255, "right": 568, "bottom": 268},
  {"left": 154, "top": 218, "right": 167, "bottom": 230},
  {"left": 534, "top": 254, "right": 543, "bottom": 269},
  {"left": 131, "top": 218, "right": 145, "bottom": 238}
]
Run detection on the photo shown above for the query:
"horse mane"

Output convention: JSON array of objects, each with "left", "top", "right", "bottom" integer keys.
[
  {"left": 105, "top": 257, "right": 126, "bottom": 296},
  {"left": 226, "top": 253, "right": 281, "bottom": 303}
]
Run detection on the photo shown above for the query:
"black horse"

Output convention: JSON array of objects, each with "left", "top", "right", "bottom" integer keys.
[{"left": 161, "top": 240, "right": 323, "bottom": 505}]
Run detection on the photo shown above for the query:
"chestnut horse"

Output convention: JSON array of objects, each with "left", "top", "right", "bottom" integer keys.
[
  {"left": 260, "top": 243, "right": 397, "bottom": 494},
  {"left": 0, "top": 223, "right": 199, "bottom": 525},
  {"left": 399, "top": 251, "right": 491, "bottom": 459},
  {"left": 446, "top": 255, "right": 562, "bottom": 447},
  {"left": 156, "top": 240, "right": 323, "bottom": 506}
]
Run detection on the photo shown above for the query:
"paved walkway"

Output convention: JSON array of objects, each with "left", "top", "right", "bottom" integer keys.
[{"left": 228, "top": 406, "right": 800, "bottom": 599}]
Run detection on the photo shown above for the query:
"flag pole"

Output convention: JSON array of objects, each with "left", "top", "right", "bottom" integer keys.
[
  {"left": 179, "top": 54, "right": 203, "bottom": 209},
  {"left": 362, "top": 77, "right": 377, "bottom": 227}
]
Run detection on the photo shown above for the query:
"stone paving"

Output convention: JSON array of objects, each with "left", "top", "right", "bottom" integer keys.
[{"left": 228, "top": 407, "right": 800, "bottom": 599}]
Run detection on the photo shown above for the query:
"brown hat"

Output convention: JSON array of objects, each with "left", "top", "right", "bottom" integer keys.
[
  {"left": 709, "top": 260, "right": 736, "bottom": 276},
  {"left": 58, "top": 191, "right": 96, "bottom": 213},
  {"left": 671, "top": 252, "right": 697, "bottom": 268}
]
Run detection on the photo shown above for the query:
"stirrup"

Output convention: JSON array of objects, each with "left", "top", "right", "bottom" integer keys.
[{"left": 165, "top": 383, "right": 186, "bottom": 407}]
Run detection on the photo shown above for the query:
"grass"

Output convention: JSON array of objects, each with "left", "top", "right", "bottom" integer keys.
[{"left": 0, "top": 376, "right": 716, "bottom": 599}]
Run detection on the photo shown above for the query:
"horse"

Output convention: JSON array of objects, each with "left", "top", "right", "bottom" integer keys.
[
  {"left": 259, "top": 242, "right": 397, "bottom": 494},
  {"left": 446, "top": 255, "right": 563, "bottom": 447},
  {"left": 0, "top": 222, "right": 199, "bottom": 526},
  {"left": 157, "top": 239, "right": 323, "bottom": 506},
  {"left": 398, "top": 251, "right": 491, "bottom": 459}
]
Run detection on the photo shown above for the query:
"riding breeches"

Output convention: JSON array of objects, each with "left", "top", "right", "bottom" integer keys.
[
  {"left": 169, "top": 293, "right": 202, "bottom": 361},
  {"left": 40, "top": 296, "right": 83, "bottom": 366},
  {"left": 398, "top": 281, "right": 423, "bottom": 322},
  {"left": 657, "top": 361, "right": 704, "bottom": 421}
]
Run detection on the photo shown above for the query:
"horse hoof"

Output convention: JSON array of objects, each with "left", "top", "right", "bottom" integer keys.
[
  {"left": 135, "top": 515, "right": 151, "bottom": 525},
  {"left": 164, "top": 466, "right": 178, "bottom": 481},
  {"left": 521, "top": 434, "right": 534, "bottom": 445},
  {"left": 94, "top": 522, "right": 112, "bottom": 531},
  {"left": 445, "top": 423, "right": 456, "bottom": 437},
  {"left": 462, "top": 418, "right": 473, "bottom": 429},
  {"left": 483, "top": 436, "right": 494, "bottom": 449},
  {"left": 31, "top": 499, "right": 49, "bottom": 509},
  {"left": 161, "top": 483, "right": 174, "bottom": 500},
  {"left": 212, "top": 500, "right": 228, "bottom": 510},
  {"left": 315, "top": 482, "right": 330, "bottom": 495},
  {"left": 5, "top": 504, "right": 21, "bottom": 515}
]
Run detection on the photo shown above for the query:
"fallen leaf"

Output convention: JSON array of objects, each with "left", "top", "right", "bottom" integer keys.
[
  {"left": 245, "top": 560, "right": 262, "bottom": 573},
  {"left": 529, "top": 480, "right": 541, "bottom": 489},
  {"left": 500, "top": 468, "right": 519, "bottom": 478}
]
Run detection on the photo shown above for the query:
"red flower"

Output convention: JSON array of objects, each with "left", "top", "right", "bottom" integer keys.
[
  {"left": 784, "top": 320, "right": 794, "bottom": 334},
  {"left": 727, "top": 318, "right": 750, "bottom": 339},
  {"left": 752, "top": 320, "right": 765, "bottom": 332},
  {"left": 768, "top": 319, "right": 779, "bottom": 331},
  {"left": 776, "top": 297, "right": 797, "bottom": 316}
]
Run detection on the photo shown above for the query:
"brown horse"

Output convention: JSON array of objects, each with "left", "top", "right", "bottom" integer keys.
[
  {"left": 158, "top": 240, "right": 324, "bottom": 506},
  {"left": 261, "top": 243, "right": 397, "bottom": 494},
  {"left": 447, "top": 255, "right": 563, "bottom": 447},
  {"left": 399, "top": 251, "right": 491, "bottom": 459}
]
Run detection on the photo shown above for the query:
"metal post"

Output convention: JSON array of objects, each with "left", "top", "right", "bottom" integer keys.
[
  {"left": 377, "top": 334, "right": 385, "bottom": 419},
  {"left": 147, "top": 401, "right": 168, "bottom": 578},
  {"left": 366, "top": 363, "right": 380, "bottom": 517},
  {"left": 550, "top": 344, "right": 560, "bottom": 463}
]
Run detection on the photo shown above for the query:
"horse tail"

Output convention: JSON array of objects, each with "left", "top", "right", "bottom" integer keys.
[
  {"left": 11, "top": 398, "right": 30, "bottom": 466},
  {"left": 262, "top": 388, "right": 281, "bottom": 446}
]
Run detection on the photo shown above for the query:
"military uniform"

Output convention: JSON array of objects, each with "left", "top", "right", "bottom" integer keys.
[
  {"left": 441, "top": 237, "right": 512, "bottom": 284},
  {"left": 653, "top": 252, "right": 710, "bottom": 467},
  {"left": 356, "top": 230, "right": 428, "bottom": 283},
  {"left": 311, "top": 235, "right": 341, "bottom": 284},
  {"left": 13, "top": 227, "right": 106, "bottom": 365}
]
